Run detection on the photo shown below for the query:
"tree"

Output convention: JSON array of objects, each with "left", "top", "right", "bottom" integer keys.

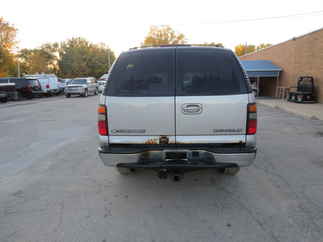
[
  {"left": 0, "top": 17, "right": 17, "bottom": 77},
  {"left": 142, "top": 25, "right": 186, "bottom": 46},
  {"left": 256, "top": 43, "right": 272, "bottom": 51},
  {"left": 0, "top": 48, "right": 16, "bottom": 76},
  {"left": 18, "top": 43, "right": 59, "bottom": 74},
  {"left": 0, "top": 17, "right": 17, "bottom": 50},
  {"left": 58, "top": 37, "right": 115, "bottom": 78},
  {"left": 235, "top": 43, "right": 272, "bottom": 56},
  {"left": 195, "top": 42, "right": 224, "bottom": 48},
  {"left": 235, "top": 44, "right": 256, "bottom": 56}
]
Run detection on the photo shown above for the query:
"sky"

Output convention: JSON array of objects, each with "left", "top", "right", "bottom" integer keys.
[{"left": 2, "top": 0, "right": 323, "bottom": 55}]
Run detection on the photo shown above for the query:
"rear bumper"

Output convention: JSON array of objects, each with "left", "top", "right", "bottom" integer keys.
[
  {"left": 98, "top": 145, "right": 256, "bottom": 168},
  {"left": 65, "top": 89, "right": 85, "bottom": 94}
]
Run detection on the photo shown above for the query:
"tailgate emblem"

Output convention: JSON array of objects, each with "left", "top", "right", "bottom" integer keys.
[
  {"left": 182, "top": 103, "right": 203, "bottom": 115},
  {"left": 111, "top": 129, "right": 146, "bottom": 134},
  {"left": 159, "top": 136, "right": 169, "bottom": 144}
]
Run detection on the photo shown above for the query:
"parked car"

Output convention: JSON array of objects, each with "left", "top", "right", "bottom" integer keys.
[
  {"left": 0, "top": 91, "right": 8, "bottom": 103},
  {"left": 0, "top": 78, "right": 42, "bottom": 99},
  {"left": 98, "top": 80, "right": 107, "bottom": 93},
  {"left": 97, "top": 74, "right": 109, "bottom": 93},
  {"left": 97, "top": 46, "right": 257, "bottom": 179},
  {"left": 57, "top": 78, "right": 66, "bottom": 93},
  {"left": 99, "top": 73, "right": 109, "bottom": 81},
  {"left": 65, "top": 77, "right": 98, "bottom": 97},
  {"left": 25, "top": 74, "right": 59, "bottom": 96},
  {"left": 0, "top": 82, "right": 16, "bottom": 102}
]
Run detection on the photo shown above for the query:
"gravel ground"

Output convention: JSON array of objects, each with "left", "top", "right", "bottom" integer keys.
[{"left": 0, "top": 96, "right": 323, "bottom": 242}]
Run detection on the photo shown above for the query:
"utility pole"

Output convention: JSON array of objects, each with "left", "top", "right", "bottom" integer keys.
[{"left": 17, "top": 61, "right": 21, "bottom": 78}]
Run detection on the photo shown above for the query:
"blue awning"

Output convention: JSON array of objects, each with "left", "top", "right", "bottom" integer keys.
[{"left": 240, "top": 60, "right": 282, "bottom": 78}]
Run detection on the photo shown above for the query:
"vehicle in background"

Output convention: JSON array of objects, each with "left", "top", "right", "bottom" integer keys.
[
  {"left": 64, "top": 79, "right": 72, "bottom": 85},
  {"left": 0, "top": 91, "right": 8, "bottom": 103},
  {"left": 98, "top": 46, "right": 257, "bottom": 179},
  {"left": 99, "top": 73, "right": 109, "bottom": 81},
  {"left": 0, "top": 83, "right": 16, "bottom": 102},
  {"left": 97, "top": 73, "right": 109, "bottom": 93},
  {"left": 57, "top": 78, "right": 67, "bottom": 93},
  {"left": 25, "top": 74, "right": 59, "bottom": 96},
  {"left": 0, "top": 78, "right": 42, "bottom": 99},
  {"left": 65, "top": 77, "right": 98, "bottom": 98},
  {"left": 288, "top": 76, "right": 316, "bottom": 103},
  {"left": 98, "top": 80, "right": 107, "bottom": 93}
]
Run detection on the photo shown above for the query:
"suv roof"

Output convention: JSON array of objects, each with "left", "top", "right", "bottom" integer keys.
[{"left": 126, "top": 45, "right": 232, "bottom": 54}]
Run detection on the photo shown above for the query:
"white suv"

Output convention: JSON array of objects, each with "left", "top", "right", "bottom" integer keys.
[
  {"left": 98, "top": 46, "right": 256, "bottom": 179},
  {"left": 65, "top": 77, "right": 97, "bottom": 98}
]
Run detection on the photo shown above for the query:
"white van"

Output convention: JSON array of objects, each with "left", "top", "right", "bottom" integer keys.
[{"left": 25, "top": 74, "right": 59, "bottom": 95}]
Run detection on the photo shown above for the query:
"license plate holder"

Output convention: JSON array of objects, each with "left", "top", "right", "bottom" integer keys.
[{"left": 165, "top": 151, "right": 187, "bottom": 160}]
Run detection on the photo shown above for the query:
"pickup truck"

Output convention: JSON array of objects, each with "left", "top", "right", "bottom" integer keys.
[{"left": 98, "top": 46, "right": 257, "bottom": 180}]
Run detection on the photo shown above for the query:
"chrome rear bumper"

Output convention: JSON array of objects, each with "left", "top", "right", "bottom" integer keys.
[{"left": 98, "top": 146, "right": 256, "bottom": 167}]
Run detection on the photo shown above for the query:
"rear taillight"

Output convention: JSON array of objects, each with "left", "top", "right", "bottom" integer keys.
[
  {"left": 98, "top": 105, "right": 108, "bottom": 136},
  {"left": 247, "top": 103, "right": 257, "bottom": 135}
]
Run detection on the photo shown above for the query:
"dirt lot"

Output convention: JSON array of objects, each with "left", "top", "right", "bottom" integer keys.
[{"left": 1, "top": 96, "right": 323, "bottom": 242}]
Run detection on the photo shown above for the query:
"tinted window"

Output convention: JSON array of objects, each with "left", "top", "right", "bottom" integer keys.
[
  {"left": 176, "top": 49, "right": 248, "bottom": 96},
  {"left": 8, "top": 78, "right": 28, "bottom": 88},
  {"left": 0, "top": 79, "right": 9, "bottom": 84},
  {"left": 107, "top": 49, "right": 174, "bottom": 96},
  {"left": 71, "top": 79, "right": 87, "bottom": 84}
]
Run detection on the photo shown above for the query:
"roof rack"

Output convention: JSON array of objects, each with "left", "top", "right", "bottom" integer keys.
[{"left": 129, "top": 44, "right": 191, "bottom": 50}]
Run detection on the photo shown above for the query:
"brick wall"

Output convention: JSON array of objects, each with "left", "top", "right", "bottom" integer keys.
[{"left": 240, "top": 28, "right": 323, "bottom": 103}]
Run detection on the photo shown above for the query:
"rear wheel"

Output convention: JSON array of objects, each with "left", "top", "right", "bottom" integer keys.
[
  {"left": 218, "top": 166, "right": 240, "bottom": 176},
  {"left": 65, "top": 94, "right": 71, "bottom": 98},
  {"left": 0, "top": 97, "right": 7, "bottom": 103}
]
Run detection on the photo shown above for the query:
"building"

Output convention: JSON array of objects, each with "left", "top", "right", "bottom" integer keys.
[
  {"left": 240, "top": 28, "right": 323, "bottom": 103},
  {"left": 240, "top": 60, "right": 281, "bottom": 97}
]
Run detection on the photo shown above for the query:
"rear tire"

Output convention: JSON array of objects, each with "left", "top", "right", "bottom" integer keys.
[
  {"left": 65, "top": 94, "right": 71, "bottom": 98},
  {"left": 218, "top": 166, "right": 240, "bottom": 176},
  {"left": 0, "top": 97, "right": 7, "bottom": 103}
]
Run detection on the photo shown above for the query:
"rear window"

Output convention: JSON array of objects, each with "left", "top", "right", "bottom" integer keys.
[
  {"left": 7, "top": 78, "right": 28, "bottom": 88},
  {"left": 107, "top": 49, "right": 174, "bottom": 96},
  {"left": 71, "top": 79, "right": 87, "bottom": 84},
  {"left": 176, "top": 49, "right": 249, "bottom": 96}
]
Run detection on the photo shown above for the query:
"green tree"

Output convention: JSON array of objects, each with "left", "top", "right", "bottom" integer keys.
[
  {"left": 142, "top": 25, "right": 186, "bottom": 46},
  {"left": 256, "top": 43, "right": 272, "bottom": 51},
  {"left": 0, "top": 17, "right": 17, "bottom": 77},
  {"left": 0, "top": 17, "right": 17, "bottom": 50},
  {"left": 195, "top": 42, "right": 224, "bottom": 48},
  {"left": 58, "top": 37, "right": 115, "bottom": 78},
  {"left": 18, "top": 43, "right": 59, "bottom": 74},
  {"left": 0, "top": 48, "right": 16, "bottom": 76},
  {"left": 234, "top": 44, "right": 256, "bottom": 56}
]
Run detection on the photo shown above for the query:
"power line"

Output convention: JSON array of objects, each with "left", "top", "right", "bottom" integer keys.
[
  {"left": 158, "top": 9, "right": 323, "bottom": 27},
  {"left": 213, "top": 9, "right": 323, "bottom": 24}
]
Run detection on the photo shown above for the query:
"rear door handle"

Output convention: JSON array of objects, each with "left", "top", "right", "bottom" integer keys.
[{"left": 181, "top": 103, "right": 203, "bottom": 115}]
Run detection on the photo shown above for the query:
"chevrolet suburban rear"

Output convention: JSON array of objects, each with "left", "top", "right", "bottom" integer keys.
[{"left": 98, "top": 46, "right": 256, "bottom": 179}]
